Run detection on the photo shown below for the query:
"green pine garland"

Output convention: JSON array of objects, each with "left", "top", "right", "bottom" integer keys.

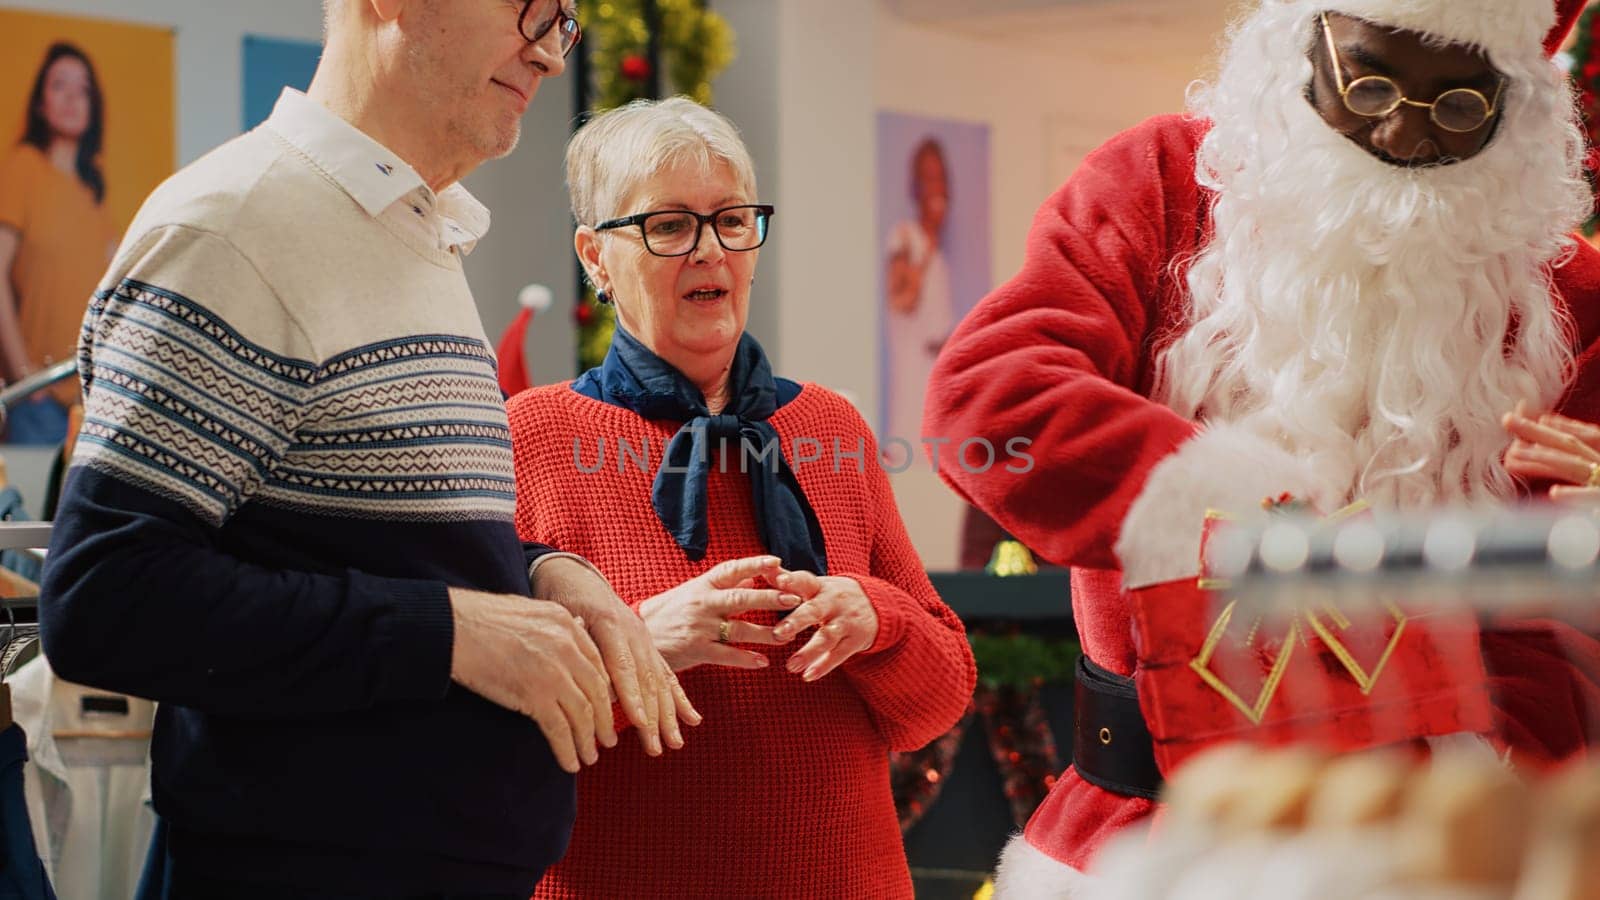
[
  {"left": 969, "top": 633, "right": 1080, "bottom": 691},
  {"left": 1569, "top": 4, "right": 1600, "bottom": 235}
]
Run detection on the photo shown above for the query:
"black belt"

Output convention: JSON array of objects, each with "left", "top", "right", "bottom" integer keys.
[{"left": 1073, "top": 655, "right": 1163, "bottom": 800}]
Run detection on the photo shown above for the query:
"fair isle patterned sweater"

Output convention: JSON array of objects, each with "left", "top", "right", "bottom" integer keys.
[{"left": 38, "top": 91, "right": 572, "bottom": 895}]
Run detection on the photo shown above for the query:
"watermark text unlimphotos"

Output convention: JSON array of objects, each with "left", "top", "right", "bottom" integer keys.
[{"left": 572, "top": 432, "right": 1034, "bottom": 475}]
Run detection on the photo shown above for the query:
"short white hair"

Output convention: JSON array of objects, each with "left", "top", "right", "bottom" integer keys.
[
  {"left": 322, "top": 0, "right": 344, "bottom": 37},
  {"left": 565, "top": 97, "right": 758, "bottom": 226}
]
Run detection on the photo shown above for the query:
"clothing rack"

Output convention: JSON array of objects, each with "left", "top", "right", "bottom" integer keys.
[
  {"left": 0, "top": 360, "right": 77, "bottom": 417},
  {"left": 0, "top": 522, "right": 48, "bottom": 731},
  {"left": 1208, "top": 506, "right": 1600, "bottom": 620}
]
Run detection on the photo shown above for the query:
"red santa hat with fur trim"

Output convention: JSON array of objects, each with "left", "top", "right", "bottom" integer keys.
[{"left": 1328, "top": 0, "right": 1583, "bottom": 58}]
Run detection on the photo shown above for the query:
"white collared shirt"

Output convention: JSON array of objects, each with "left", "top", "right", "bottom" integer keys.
[
  {"left": 12, "top": 656, "right": 156, "bottom": 900},
  {"left": 262, "top": 88, "right": 491, "bottom": 255}
]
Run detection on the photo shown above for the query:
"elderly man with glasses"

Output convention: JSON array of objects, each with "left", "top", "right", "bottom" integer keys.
[
  {"left": 925, "top": 0, "right": 1600, "bottom": 895},
  {"left": 38, "top": 2, "right": 690, "bottom": 898}
]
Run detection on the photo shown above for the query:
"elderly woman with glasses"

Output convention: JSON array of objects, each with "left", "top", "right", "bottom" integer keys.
[{"left": 506, "top": 97, "right": 976, "bottom": 898}]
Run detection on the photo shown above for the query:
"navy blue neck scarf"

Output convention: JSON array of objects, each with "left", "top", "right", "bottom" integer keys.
[{"left": 573, "top": 327, "right": 828, "bottom": 574}]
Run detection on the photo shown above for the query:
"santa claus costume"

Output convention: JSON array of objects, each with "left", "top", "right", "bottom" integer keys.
[{"left": 923, "top": 0, "right": 1598, "bottom": 896}]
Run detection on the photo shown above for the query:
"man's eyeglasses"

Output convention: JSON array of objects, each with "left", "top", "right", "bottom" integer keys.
[
  {"left": 519, "top": 0, "right": 581, "bottom": 58},
  {"left": 594, "top": 205, "right": 775, "bottom": 257},
  {"left": 1319, "top": 12, "right": 1503, "bottom": 134}
]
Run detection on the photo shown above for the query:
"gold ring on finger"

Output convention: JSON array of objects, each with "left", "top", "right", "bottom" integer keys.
[
  {"left": 717, "top": 620, "right": 732, "bottom": 644},
  {"left": 1586, "top": 461, "right": 1600, "bottom": 488}
]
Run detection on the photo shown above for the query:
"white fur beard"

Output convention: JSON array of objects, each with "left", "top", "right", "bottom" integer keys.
[{"left": 1155, "top": 0, "right": 1589, "bottom": 511}]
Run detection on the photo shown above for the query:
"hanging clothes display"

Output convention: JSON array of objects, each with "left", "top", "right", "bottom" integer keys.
[
  {"left": 0, "top": 629, "right": 57, "bottom": 900},
  {"left": 11, "top": 656, "right": 153, "bottom": 900},
  {"left": 0, "top": 456, "right": 42, "bottom": 586}
]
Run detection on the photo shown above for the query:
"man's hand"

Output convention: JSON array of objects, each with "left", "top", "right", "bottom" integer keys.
[
  {"left": 448, "top": 587, "right": 614, "bottom": 774},
  {"left": 771, "top": 570, "right": 880, "bottom": 682},
  {"left": 533, "top": 556, "right": 699, "bottom": 757},
  {"left": 639, "top": 555, "right": 803, "bottom": 672}
]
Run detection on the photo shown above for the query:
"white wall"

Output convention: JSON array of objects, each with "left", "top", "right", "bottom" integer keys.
[
  {"left": 709, "top": 0, "right": 782, "bottom": 356},
  {"left": 870, "top": 8, "right": 1224, "bottom": 568},
  {"left": 874, "top": 12, "right": 1212, "bottom": 300},
  {"left": 710, "top": 0, "right": 1226, "bottom": 568}
]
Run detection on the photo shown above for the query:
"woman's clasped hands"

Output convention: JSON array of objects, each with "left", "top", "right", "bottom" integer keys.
[{"left": 638, "top": 555, "right": 880, "bottom": 680}]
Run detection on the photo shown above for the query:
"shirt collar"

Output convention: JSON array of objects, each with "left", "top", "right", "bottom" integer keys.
[
  {"left": 262, "top": 88, "right": 491, "bottom": 249},
  {"left": 437, "top": 184, "right": 492, "bottom": 253}
]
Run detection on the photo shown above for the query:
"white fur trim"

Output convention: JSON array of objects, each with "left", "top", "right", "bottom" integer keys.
[
  {"left": 1115, "top": 422, "right": 1342, "bottom": 590},
  {"left": 517, "top": 283, "right": 553, "bottom": 312},
  {"left": 1426, "top": 731, "right": 1509, "bottom": 767},
  {"left": 1331, "top": 0, "right": 1555, "bottom": 59},
  {"left": 993, "top": 833, "right": 1101, "bottom": 900}
]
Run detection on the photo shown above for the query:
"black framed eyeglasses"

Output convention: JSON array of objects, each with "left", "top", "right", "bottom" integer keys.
[
  {"left": 519, "top": 0, "right": 581, "bottom": 58},
  {"left": 594, "top": 205, "right": 775, "bottom": 257},
  {"left": 1318, "top": 12, "right": 1502, "bottom": 134}
]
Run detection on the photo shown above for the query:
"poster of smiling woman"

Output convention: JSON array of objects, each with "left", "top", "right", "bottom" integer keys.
[
  {"left": 0, "top": 8, "right": 174, "bottom": 444},
  {"left": 876, "top": 111, "right": 991, "bottom": 454},
  {"left": 876, "top": 111, "right": 992, "bottom": 568}
]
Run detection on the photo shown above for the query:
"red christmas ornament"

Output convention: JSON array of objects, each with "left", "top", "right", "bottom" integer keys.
[
  {"left": 620, "top": 53, "right": 652, "bottom": 82},
  {"left": 575, "top": 302, "right": 594, "bottom": 327}
]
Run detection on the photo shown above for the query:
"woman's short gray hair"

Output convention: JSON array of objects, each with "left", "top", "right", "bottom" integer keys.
[{"left": 565, "top": 97, "right": 758, "bottom": 226}]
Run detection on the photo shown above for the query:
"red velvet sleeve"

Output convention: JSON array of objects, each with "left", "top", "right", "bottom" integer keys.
[
  {"left": 1553, "top": 239, "right": 1600, "bottom": 422},
  {"left": 1498, "top": 241, "right": 1600, "bottom": 769},
  {"left": 839, "top": 428, "right": 977, "bottom": 752},
  {"left": 923, "top": 115, "right": 1209, "bottom": 569}
]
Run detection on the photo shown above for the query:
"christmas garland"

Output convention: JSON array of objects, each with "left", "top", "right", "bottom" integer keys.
[
  {"left": 1570, "top": 3, "right": 1600, "bottom": 234},
  {"left": 573, "top": 0, "right": 737, "bottom": 371},
  {"left": 893, "top": 632, "right": 1080, "bottom": 833},
  {"left": 895, "top": 543, "right": 1079, "bottom": 832},
  {"left": 970, "top": 632, "right": 1079, "bottom": 693}
]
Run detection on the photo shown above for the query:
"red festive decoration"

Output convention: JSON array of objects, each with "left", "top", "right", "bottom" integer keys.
[
  {"left": 575, "top": 301, "right": 595, "bottom": 327},
  {"left": 620, "top": 53, "right": 652, "bottom": 83},
  {"left": 495, "top": 285, "right": 551, "bottom": 397},
  {"left": 890, "top": 630, "right": 1076, "bottom": 832},
  {"left": 976, "top": 682, "right": 1062, "bottom": 827},
  {"left": 891, "top": 706, "right": 970, "bottom": 832}
]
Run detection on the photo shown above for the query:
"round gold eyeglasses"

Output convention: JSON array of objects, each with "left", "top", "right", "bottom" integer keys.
[{"left": 1319, "top": 12, "right": 1503, "bottom": 134}]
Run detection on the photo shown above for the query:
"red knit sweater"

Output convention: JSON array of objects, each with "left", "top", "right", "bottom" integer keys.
[{"left": 508, "top": 382, "right": 976, "bottom": 900}]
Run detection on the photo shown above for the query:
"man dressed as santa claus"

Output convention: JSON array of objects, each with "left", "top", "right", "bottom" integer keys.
[{"left": 924, "top": 0, "right": 1600, "bottom": 895}]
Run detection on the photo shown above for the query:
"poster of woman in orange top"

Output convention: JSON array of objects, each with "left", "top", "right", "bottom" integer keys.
[{"left": 0, "top": 9, "right": 174, "bottom": 445}]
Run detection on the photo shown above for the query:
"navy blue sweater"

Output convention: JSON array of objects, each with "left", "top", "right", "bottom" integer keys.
[{"left": 43, "top": 470, "right": 573, "bottom": 894}]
